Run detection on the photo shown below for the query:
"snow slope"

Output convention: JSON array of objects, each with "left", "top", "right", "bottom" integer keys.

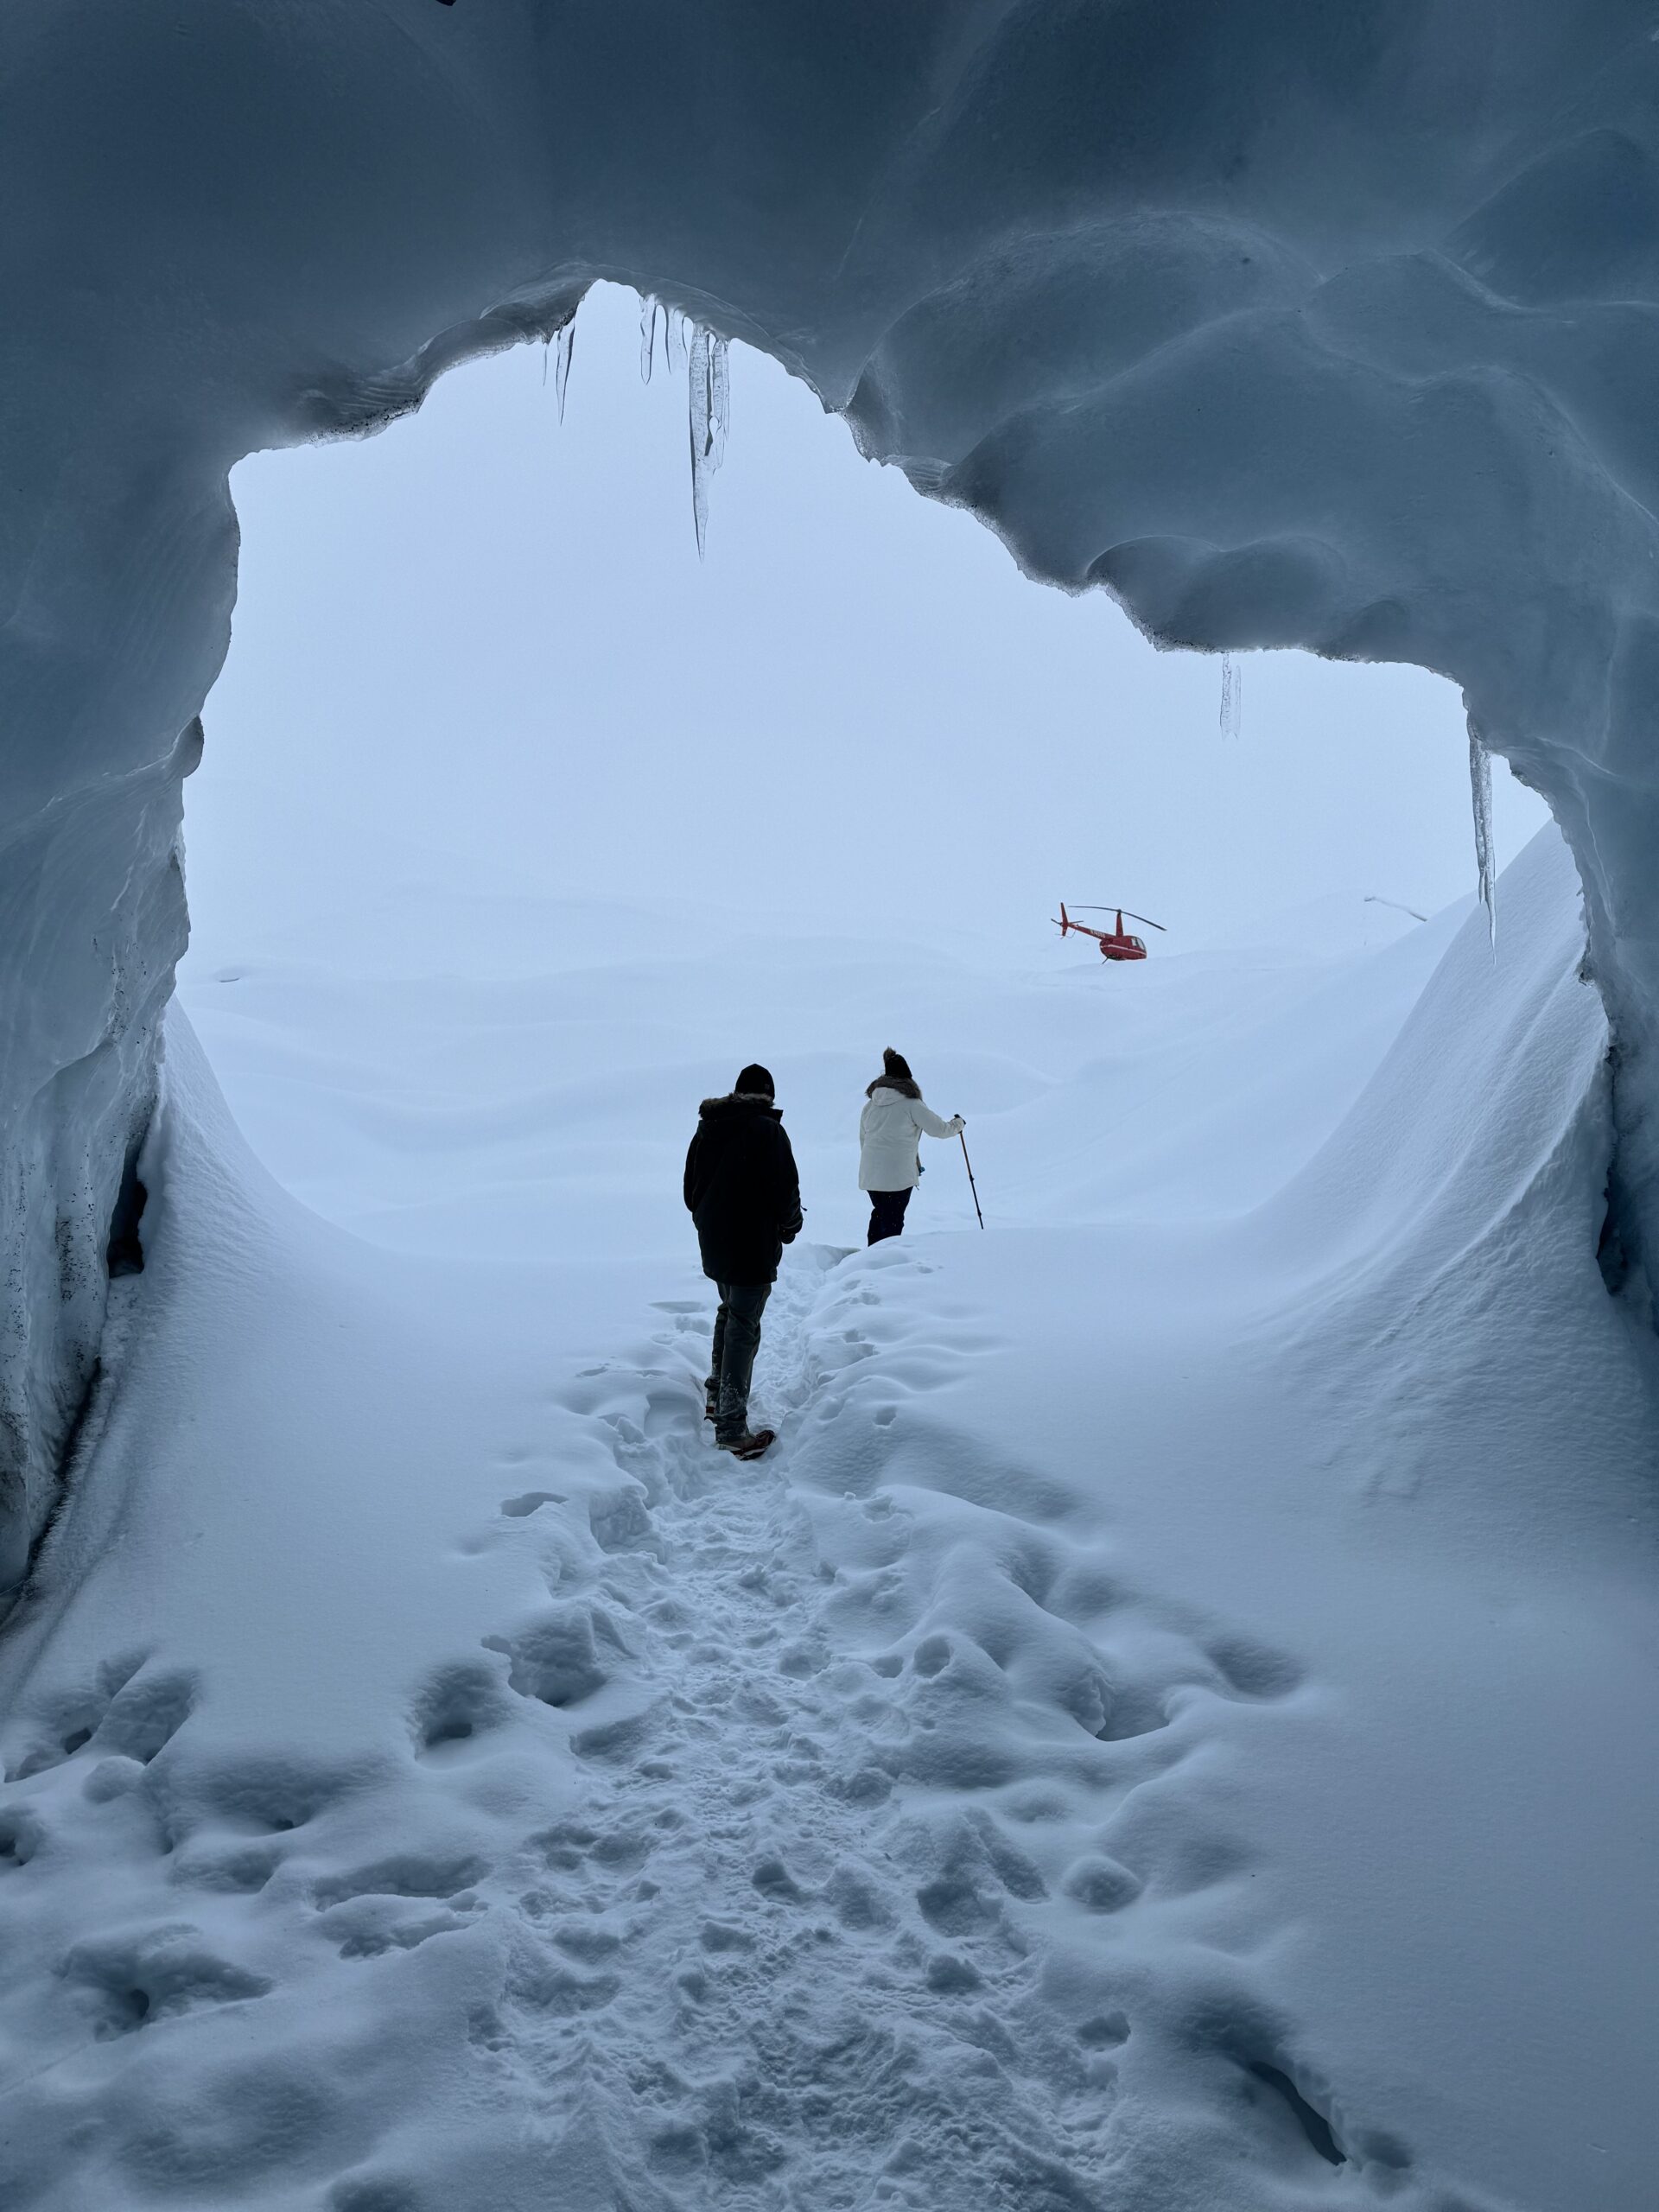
[{"left": 0, "top": 824, "right": 1651, "bottom": 2210}]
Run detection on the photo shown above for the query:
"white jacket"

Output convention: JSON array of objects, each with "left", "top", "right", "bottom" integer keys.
[{"left": 858, "top": 1082, "right": 963, "bottom": 1192}]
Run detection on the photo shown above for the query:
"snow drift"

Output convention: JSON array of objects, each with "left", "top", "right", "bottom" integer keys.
[{"left": 4, "top": 12, "right": 1659, "bottom": 1588}]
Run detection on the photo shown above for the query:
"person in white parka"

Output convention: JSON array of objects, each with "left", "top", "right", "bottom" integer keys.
[{"left": 859, "top": 1048, "right": 964, "bottom": 1245}]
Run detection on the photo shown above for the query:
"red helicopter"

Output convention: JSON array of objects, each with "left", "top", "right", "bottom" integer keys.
[{"left": 1054, "top": 902, "right": 1166, "bottom": 962}]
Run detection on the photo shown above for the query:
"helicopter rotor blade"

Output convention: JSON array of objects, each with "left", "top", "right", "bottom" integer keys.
[{"left": 1068, "top": 906, "right": 1167, "bottom": 931}]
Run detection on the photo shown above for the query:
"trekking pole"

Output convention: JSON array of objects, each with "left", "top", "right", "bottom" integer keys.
[{"left": 959, "top": 1130, "right": 984, "bottom": 1230}]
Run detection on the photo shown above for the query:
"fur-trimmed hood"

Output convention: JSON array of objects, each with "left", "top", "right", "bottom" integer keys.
[
  {"left": 699, "top": 1091, "right": 783, "bottom": 1120},
  {"left": 865, "top": 1075, "right": 921, "bottom": 1100}
]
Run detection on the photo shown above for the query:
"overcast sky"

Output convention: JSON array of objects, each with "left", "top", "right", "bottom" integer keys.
[{"left": 185, "top": 281, "right": 1548, "bottom": 963}]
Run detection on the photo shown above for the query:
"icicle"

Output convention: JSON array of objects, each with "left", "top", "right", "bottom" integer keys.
[
  {"left": 553, "top": 318, "right": 576, "bottom": 423},
  {"left": 1218, "top": 652, "right": 1242, "bottom": 739},
  {"left": 688, "top": 327, "right": 712, "bottom": 556},
  {"left": 541, "top": 335, "right": 550, "bottom": 387},
  {"left": 664, "top": 312, "right": 687, "bottom": 373},
  {"left": 687, "top": 323, "right": 730, "bottom": 556},
  {"left": 639, "top": 296, "right": 662, "bottom": 385},
  {"left": 709, "top": 340, "right": 728, "bottom": 472},
  {"left": 1468, "top": 721, "right": 1497, "bottom": 946}
]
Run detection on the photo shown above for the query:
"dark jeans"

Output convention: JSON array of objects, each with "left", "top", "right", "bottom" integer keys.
[
  {"left": 867, "top": 1188, "right": 912, "bottom": 1245},
  {"left": 707, "top": 1280, "right": 772, "bottom": 1442}
]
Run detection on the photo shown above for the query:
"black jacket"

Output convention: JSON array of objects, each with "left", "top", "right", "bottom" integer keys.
[{"left": 683, "top": 1092, "right": 803, "bottom": 1286}]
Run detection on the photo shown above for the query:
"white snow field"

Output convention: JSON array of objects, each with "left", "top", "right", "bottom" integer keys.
[{"left": 0, "top": 823, "right": 1652, "bottom": 2211}]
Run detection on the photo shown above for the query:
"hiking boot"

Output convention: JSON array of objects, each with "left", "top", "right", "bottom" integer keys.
[{"left": 716, "top": 1427, "right": 775, "bottom": 1461}]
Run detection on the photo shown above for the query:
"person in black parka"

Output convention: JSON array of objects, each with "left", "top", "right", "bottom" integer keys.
[{"left": 683, "top": 1063, "right": 802, "bottom": 1459}]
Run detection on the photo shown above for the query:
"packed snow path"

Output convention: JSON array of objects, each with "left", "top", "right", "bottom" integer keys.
[
  {"left": 456, "top": 1252, "right": 1350, "bottom": 2208},
  {"left": 0, "top": 1244, "right": 1415, "bottom": 2211}
]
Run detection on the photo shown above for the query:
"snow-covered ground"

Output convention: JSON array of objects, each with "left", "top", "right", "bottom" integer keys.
[{"left": 0, "top": 824, "right": 1653, "bottom": 2211}]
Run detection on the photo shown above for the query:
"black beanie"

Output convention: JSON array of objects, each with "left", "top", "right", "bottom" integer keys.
[
  {"left": 736, "top": 1063, "right": 775, "bottom": 1098},
  {"left": 882, "top": 1047, "right": 912, "bottom": 1082}
]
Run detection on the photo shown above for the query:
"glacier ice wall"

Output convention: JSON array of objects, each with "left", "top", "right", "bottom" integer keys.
[{"left": 6, "top": 0, "right": 1659, "bottom": 1575}]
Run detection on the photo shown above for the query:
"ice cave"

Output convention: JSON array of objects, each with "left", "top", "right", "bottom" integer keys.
[{"left": 1, "top": 6, "right": 1656, "bottom": 2209}]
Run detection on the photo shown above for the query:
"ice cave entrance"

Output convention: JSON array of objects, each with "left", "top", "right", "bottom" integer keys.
[{"left": 179, "top": 283, "right": 1548, "bottom": 1248}]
